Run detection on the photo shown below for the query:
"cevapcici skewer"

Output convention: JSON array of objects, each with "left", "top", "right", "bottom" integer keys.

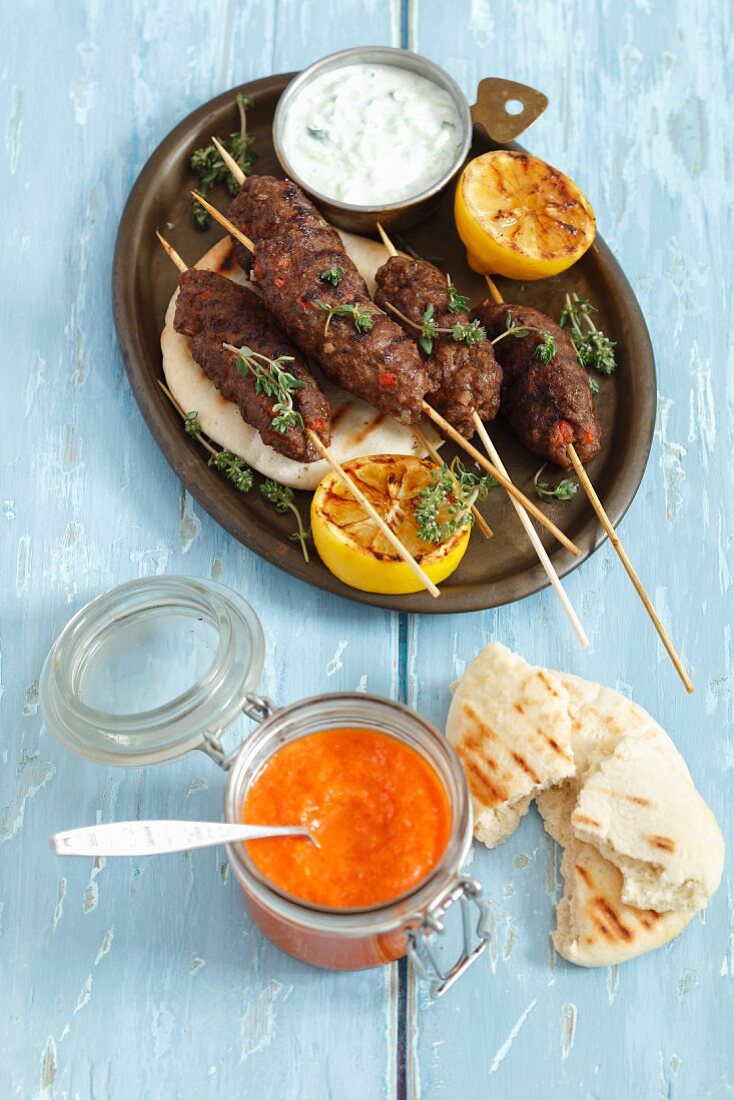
[
  {"left": 373, "top": 223, "right": 502, "bottom": 437},
  {"left": 194, "top": 172, "right": 580, "bottom": 557},
  {"left": 370, "top": 225, "right": 583, "bottom": 564},
  {"left": 473, "top": 277, "right": 601, "bottom": 470},
  {"left": 156, "top": 233, "right": 331, "bottom": 463},
  {"left": 477, "top": 276, "right": 692, "bottom": 691},
  {"left": 158, "top": 232, "right": 440, "bottom": 598}
]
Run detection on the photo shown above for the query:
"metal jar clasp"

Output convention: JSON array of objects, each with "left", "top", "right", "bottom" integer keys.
[
  {"left": 199, "top": 693, "right": 276, "bottom": 770},
  {"left": 406, "top": 876, "right": 491, "bottom": 997}
]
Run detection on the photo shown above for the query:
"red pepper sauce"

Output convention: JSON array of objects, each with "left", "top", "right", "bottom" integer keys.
[{"left": 243, "top": 728, "right": 451, "bottom": 908}]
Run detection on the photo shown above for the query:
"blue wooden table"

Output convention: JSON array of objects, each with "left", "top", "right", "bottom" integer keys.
[{"left": 2, "top": 1, "right": 732, "bottom": 1096}]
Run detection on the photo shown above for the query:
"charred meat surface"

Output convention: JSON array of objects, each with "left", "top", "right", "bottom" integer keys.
[
  {"left": 227, "top": 177, "right": 432, "bottom": 424},
  {"left": 174, "top": 268, "right": 331, "bottom": 463},
  {"left": 472, "top": 301, "right": 602, "bottom": 468},
  {"left": 374, "top": 255, "right": 502, "bottom": 436}
]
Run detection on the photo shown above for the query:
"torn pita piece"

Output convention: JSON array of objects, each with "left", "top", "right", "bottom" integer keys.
[{"left": 448, "top": 643, "right": 725, "bottom": 966}]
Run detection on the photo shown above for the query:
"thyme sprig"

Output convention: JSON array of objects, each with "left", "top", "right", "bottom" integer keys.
[
  {"left": 384, "top": 302, "right": 487, "bottom": 355},
  {"left": 174, "top": 394, "right": 254, "bottom": 492},
  {"left": 533, "top": 463, "right": 578, "bottom": 503},
  {"left": 260, "top": 480, "right": 311, "bottom": 562},
  {"left": 313, "top": 300, "right": 376, "bottom": 336},
  {"left": 560, "top": 293, "right": 617, "bottom": 376},
  {"left": 446, "top": 277, "right": 470, "bottom": 314},
  {"left": 159, "top": 381, "right": 311, "bottom": 561},
  {"left": 222, "top": 343, "right": 306, "bottom": 435},
  {"left": 191, "top": 93, "right": 257, "bottom": 228},
  {"left": 491, "top": 312, "right": 558, "bottom": 361},
  {"left": 319, "top": 266, "right": 345, "bottom": 287},
  {"left": 415, "top": 458, "right": 497, "bottom": 543}
]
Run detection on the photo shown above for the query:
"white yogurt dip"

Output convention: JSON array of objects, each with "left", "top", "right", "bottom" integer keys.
[{"left": 280, "top": 63, "right": 464, "bottom": 206}]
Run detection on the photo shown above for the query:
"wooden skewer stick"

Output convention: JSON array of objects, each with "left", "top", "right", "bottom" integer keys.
[
  {"left": 484, "top": 274, "right": 504, "bottom": 305},
  {"left": 566, "top": 445, "right": 693, "bottom": 691},
  {"left": 306, "top": 430, "right": 440, "bottom": 599},
  {"left": 376, "top": 222, "right": 398, "bottom": 256},
  {"left": 486, "top": 275, "right": 692, "bottom": 688},
  {"left": 472, "top": 414, "right": 588, "bottom": 646},
  {"left": 190, "top": 190, "right": 255, "bottom": 253},
  {"left": 156, "top": 231, "right": 187, "bottom": 273},
  {"left": 420, "top": 402, "right": 580, "bottom": 556},
  {"left": 413, "top": 427, "right": 493, "bottom": 539},
  {"left": 212, "top": 136, "right": 245, "bottom": 185}
]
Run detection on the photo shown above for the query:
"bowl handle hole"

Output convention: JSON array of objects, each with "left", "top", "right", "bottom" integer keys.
[{"left": 504, "top": 98, "right": 525, "bottom": 116}]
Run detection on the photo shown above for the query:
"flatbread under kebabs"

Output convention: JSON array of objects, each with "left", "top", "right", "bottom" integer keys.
[{"left": 161, "top": 235, "right": 442, "bottom": 490}]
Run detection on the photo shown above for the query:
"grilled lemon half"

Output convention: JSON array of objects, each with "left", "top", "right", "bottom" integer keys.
[
  {"left": 311, "top": 454, "right": 471, "bottom": 595},
  {"left": 454, "top": 150, "right": 596, "bottom": 280}
]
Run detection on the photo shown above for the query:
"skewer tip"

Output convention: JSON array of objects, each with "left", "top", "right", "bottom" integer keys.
[
  {"left": 211, "top": 135, "right": 246, "bottom": 186},
  {"left": 376, "top": 222, "right": 398, "bottom": 257},
  {"left": 156, "top": 230, "right": 188, "bottom": 273},
  {"left": 190, "top": 190, "right": 255, "bottom": 253}
]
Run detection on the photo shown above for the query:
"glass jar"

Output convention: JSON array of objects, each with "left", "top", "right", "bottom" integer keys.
[{"left": 40, "top": 576, "right": 490, "bottom": 995}]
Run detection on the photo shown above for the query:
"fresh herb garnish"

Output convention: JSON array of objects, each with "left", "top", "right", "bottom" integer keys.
[
  {"left": 446, "top": 278, "right": 470, "bottom": 314},
  {"left": 491, "top": 312, "right": 557, "bottom": 361},
  {"left": 418, "top": 304, "right": 440, "bottom": 354},
  {"left": 534, "top": 330, "right": 558, "bottom": 362},
  {"left": 414, "top": 458, "right": 497, "bottom": 543},
  {"left": 190, "top": 93, "right": 257, "bottom": 227},
  {"left": 222, "top": 344, "right": 306, "bottom": 435},
  {"left": 180, "top": 409, "right": 254, "bottom": 491},
  {"left": 560, "top": 293, "right": 617, "bottom": 376},
  {"left": 158, "top": 382, "right": 309, "bottom": 561},
  {"left": 319, "top": 266, "right": 345, "bottom": 287},
  {"left": 184, "top": 411, "right": 202, "bottom": 437},
  {"left": 450, "top": 319, "right": 486, "bottom": 347},
  {"left": 313, "top": 300, "right": 376, "bottom": 335},
  {"left": 533, "top": 463, "right": 578, "bottom": 503},
  {"left": 384, "top": 302, "right": 487, "bottom": 355},
  {"left": 260, "top": 480, "right": 311, "bottom": 562},
  {"left": 208, "top": 449, "right": 255, "bottom": 492}
]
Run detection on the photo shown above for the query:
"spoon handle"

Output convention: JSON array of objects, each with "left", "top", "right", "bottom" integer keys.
[{"left": 50, "top": 820, "right": 312, "bottom": 857}]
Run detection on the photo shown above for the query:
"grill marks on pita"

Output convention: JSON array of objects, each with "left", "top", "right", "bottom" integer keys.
[
  {"left": 446, "top": 645, "right": 576, "bottom": 849},
  {"left": 448, "top": 643, "right": 724, "bottom": 966},
  {"left": 550, "top": 827, "right": 692, "bottom": 966}
]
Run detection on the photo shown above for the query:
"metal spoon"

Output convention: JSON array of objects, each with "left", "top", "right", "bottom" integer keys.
[{"left": 50, "top": 820, "right": 317, "bottom": 858}]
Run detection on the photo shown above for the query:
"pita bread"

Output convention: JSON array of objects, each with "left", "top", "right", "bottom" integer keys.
[
  {"left": 571, "top": 736, "right": 725, "bottom": 913},
  {"left": 448, "top": 646, "right": 724, "bottom": 965},
  {"left": 553, "top": 672, "right": 689, "bottom": 779},
  {"left": 538, "top": 779, "right": 691, "bottom": 966},
  {"left": 446, "top": 643, "right": 576, "bottom": 848},
  {"left": 160, "top": 234, "right": 441, "bottom": 490}
]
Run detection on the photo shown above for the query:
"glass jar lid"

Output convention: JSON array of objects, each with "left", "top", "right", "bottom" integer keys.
[{"left": 39, "top": 577, "right": 265, "bottom": 767}]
